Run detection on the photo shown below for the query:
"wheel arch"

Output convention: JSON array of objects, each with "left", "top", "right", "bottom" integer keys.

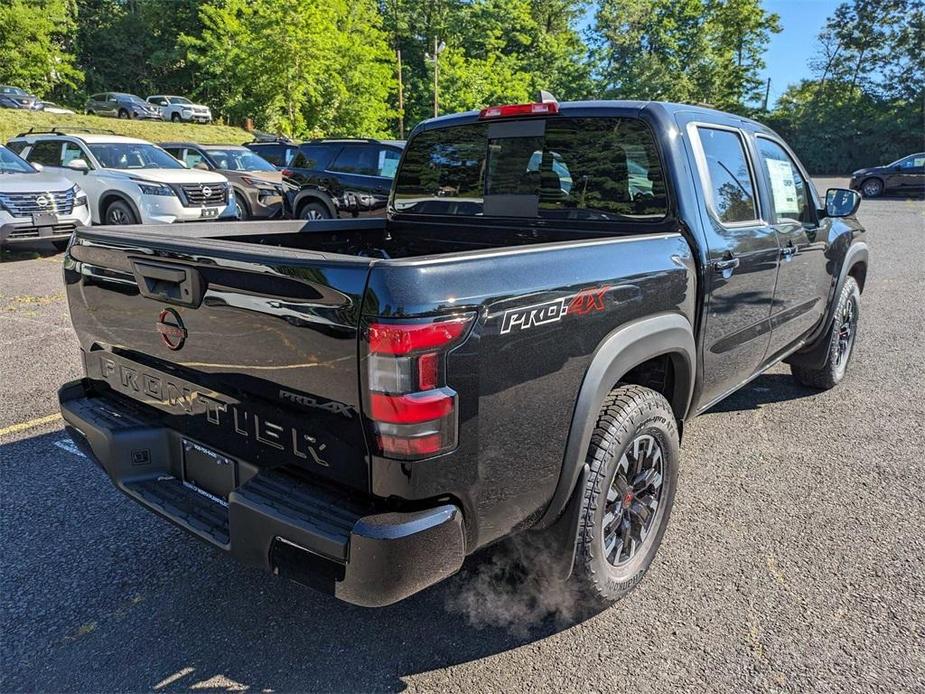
[
  {"left": 293, "top": 189, "right": 336, "bottom": 219},
  {"left": 98, "top": 191, "right": 141, "bottom": 225},
  {"left": 535, "top": 312, "right": 696, "bottom": 533},
  {"left": 787, "top": 241, "right": 868, "bottom": 370}
]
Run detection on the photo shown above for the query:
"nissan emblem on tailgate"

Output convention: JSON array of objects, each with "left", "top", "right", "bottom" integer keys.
[{"left": 157, "top": 308, "right": 187, "bottom": 350}]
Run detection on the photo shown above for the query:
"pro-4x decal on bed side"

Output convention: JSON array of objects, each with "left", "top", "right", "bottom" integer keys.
[{"left": 500, "top": 286, "right": 611, "bottom": 334}]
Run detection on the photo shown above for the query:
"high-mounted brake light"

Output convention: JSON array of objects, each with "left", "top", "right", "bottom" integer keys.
[
  {"left": 479, "top": 101, "right": 559, "bottom": 119},
  {"left": 364, "top": 314, "right": 474, "bottom": 461}
]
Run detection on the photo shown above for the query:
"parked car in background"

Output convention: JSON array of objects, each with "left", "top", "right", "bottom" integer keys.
[
  {"left": 35, "top": 101, "right": 76, "bottom": 115},
  {"left": 85, "top": 93, "right": 161, "bottom": 120},
  {"left": 849, "top": 152, "right": 925, "bottom": 197},
  {"left": 0, "top": 144, "right": 91, "bottom": 250},
  {"left": 244, "top": 137, "right": 404, "bottom": 219},
  {"left": 0, "top": 86, "right": 38, "bottom": 110},
  {"left": 7, "top": 130, "right": 236, "bottom": 225},
  {"left": 147, "top": 96, "right": 212, "bottom": 123},
  {"left": 161, "top": 142, "right": 288, "bottom": 219}
]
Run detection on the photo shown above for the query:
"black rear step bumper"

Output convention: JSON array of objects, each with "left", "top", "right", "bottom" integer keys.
[{"left": 59, "top": 379, "right": 465, "bottom": 607}]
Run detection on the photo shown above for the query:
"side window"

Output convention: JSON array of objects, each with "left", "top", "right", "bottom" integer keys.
[
  {"left": 251, "top": 144, "right": 283, "bottom": 166},
  {"left": 6, "top": 141, "right": 27, "bottom": 155},
  {"left": 697, "top": 126, "right": 758, "bottom": 224},
  {"left": 294, "top": 144, "right": 337, "bottom": 170},
  {"left": 27, "top": 140, "right": 63, "bottom": 166},
  {"left": 757, "top": 138, "right": 812, "bottom": 224},
  {"left": 183, "top": 149, "right": 206, "bottom": 168},
  {"left": 163, "top": 147, "right": 183, "bottom": 160},
  {"left": 899, "top": 155, "right": 925, "bottom": 169},
  {"left": 61, "top": 142, "right": 86, "bottom": 166},
  {"left": 330, "top": 146, "right": 379, "bottom": 176},
  {"left": 377, "top": 148, "right": 401, "bottom": 178}
]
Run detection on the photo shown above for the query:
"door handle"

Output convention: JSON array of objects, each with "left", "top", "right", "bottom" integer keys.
[
  {"left": 131, "top": 259, "right": 203, "bottom": 307},
  {"left": 713, "top": 254, "right": 740, "bottom": 274},
  {"left": 780, "top": 241, "right": 797, "bottom": 260}
]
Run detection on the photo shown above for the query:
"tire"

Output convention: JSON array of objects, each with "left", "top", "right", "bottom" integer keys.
[
  {"left": 860, "top": 177, "right": 883, "bottom": 198},
  {"left": 104, "top": 199, "right": 137, "bottom": 225},
  {"left": 791, "top": 276, "right": 860, "bottom": 390},
  {"left": 571, "top": 384, "right": 680, "bottom": 607},
  {"left": 298, "top": 201, "right": 332, "bottom": 220},
  {"left": 171, "top": 112, "right": 180, "bottom": 122},
  {"left": 234, "top": 195, "right": 250, "bottom": 221},
  {"left": 118, "top": 109, "right": 130, "bottom": 119}
]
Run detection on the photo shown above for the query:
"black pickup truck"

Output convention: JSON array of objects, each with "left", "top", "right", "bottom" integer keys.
[{"left": 59, "top": 100, "right": 868, "bottom": 608}]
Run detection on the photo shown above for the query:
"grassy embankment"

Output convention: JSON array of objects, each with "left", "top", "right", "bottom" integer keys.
[{"left": 0, "top": 110, "right": 250, "bottom": 145}]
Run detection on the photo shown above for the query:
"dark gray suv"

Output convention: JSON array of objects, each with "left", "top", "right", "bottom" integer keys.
[{"left": 85, "top": 92, "right": 161, "bottom": 120}]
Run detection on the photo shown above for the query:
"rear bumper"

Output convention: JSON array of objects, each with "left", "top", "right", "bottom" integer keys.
[{"left": 59, "top": 379, "right": 465, "bottom": 607}]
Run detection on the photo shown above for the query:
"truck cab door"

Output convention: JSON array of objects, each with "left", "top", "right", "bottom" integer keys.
[
  {"left": 685, "top": 122, "right": 780, "bottom": 408},
  {"left": 754, "top": 136, "right": 831, "bottom": 358}
]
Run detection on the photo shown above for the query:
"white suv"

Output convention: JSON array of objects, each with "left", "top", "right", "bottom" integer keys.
[
  {"left": 7, "top": 131, "right": 236, "bottom": 225},
  {"left": 147, "top": 95, "right": 212, "bottom": 123},
  {"left": 0, "top": 144, "right": 91, "bottom": 249}
]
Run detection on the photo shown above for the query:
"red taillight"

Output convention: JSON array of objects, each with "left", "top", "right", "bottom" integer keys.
[
  {"left": 479, "top": 101, "right": 559, "bottom": 119},
  {"left": 365, "top": 314, "right": 474, "bottom": 461},
  {"left": 368, "top": 318, "right": 471, "bottom": 355}
]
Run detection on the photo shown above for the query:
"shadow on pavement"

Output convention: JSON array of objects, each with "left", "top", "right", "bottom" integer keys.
[
  {"left": 706, "top": 372, "right": 819, "bottom": 413},
  {"left": 0, "top": 430, "right": 599, "bottom": 693}
]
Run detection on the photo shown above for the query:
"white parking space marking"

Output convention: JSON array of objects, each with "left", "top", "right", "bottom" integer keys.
[{"left": 54, "top": 437, "right": 86, "bottom": 458}]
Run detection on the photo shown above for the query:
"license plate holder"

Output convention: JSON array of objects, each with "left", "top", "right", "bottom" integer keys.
[
  {"left": 32, "top": 211, "right": 57, "bottom": 228},
  {"left": 182, "top": 439, "right": 236, "bottom": 500},
  {"left": 200, "top": 207, "right": 219, "bottom": 218}
]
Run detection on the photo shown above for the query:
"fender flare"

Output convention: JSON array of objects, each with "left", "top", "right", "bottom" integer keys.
[
  {"left": 292, "top": 188, "right": 337, "bottom": 219},
  {"left": 536, "top": 312, "right": 696, "bottom": 530},
  {"left": 97, "top": 191, "right": 142, "bottom": 226},
  {"left": 786, "top": 240, "right": 868, "bottom": 370}
]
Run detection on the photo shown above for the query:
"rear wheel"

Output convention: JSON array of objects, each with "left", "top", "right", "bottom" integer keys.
[
  {"left": 298, "top": 201, "right": 331, "bottom": 221},
  {"left": 860, "top": 178, "right": 883, "bottom": 198},
  {"left": 791, "top": 276, "right": 860, "bottom": 390},
  {"left": 104, "top": 199, "right": 137, "bottom": 225},
  {"left": 571, "top": 384, "right": 680, "bottom": 607}
]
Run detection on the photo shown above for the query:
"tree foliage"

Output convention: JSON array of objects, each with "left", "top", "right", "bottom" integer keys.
[
  {"left": 0, "top": 0, "right": 82, "bottom": 96},
  {"left": 764, "top": 0, "right": 924, "bottom": 173}
]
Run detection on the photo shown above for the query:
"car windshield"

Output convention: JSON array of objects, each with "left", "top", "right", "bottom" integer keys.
[
  {"left": 0, "top": 146, "right": 37, "bottom": 174},
  {"left": 88, "top": 143, "right": 184, "bottom": 169},
  {"left": 204, "top": 148, "right": 275, "bottom": 172},
  {"left": 168, "top": 97, "right": 192, "bottom": 105},
  {"left": 1, "top": 86, "right": 26, "bottom": 96}
]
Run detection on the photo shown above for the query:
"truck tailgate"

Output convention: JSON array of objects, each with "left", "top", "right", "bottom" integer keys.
[{"left": 64, "top": 228, "right": 374, "bottom": 492}]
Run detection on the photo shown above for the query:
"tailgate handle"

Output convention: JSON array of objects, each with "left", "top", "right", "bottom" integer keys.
[{"left": 131, "top": 260, "right": 203, "bottom": 307}]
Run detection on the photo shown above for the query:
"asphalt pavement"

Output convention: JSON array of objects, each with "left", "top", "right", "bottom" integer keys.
[{"left": 1, "top": 180, "right": 923, "bottom": 692}]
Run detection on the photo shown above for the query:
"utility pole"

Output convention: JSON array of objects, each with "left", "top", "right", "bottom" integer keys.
[
  {"left": 426, "top": 38, "right": 446, "bottom": 118},
  {"left": 762, "top": 78, "right": 771, "bottom": 112},
  {"left": 396, "top": 47, "right": 404, "bottom": 139}
]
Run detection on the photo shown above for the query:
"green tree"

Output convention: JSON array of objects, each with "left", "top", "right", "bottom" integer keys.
[
  {"left": 0, "top": 0, "right": 82, "bottom": 97},
  {"left": 185, "top": 0, "right": 395, "bottom": 136},
  {"left": 74, "top": 0, "right": 202, "bottom": 98},
  {"left": 590, "top": 0, "right": 780, "bottom": 111}
]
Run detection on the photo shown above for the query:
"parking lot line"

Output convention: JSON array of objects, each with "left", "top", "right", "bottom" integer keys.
[{"left": 0, "top": 413, "right": 62, "bottom": 438}]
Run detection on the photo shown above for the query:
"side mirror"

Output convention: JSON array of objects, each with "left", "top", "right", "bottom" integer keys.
[
  {"left": 31, "top": 162, "right": 44, "bottom": 172},
  {"left": 825, "top": 188, "right": 861, "bottom": 218},
  {"left": 66, "top": 158, "right": 90, "bottom": 173}
]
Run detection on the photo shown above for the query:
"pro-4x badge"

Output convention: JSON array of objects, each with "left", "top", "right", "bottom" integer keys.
[{"left": 500, "top": 286, "right": 611, "bottom": 334}]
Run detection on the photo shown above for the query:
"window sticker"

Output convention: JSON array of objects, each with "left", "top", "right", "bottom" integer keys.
[{"left": 766, "top": 158, "right": 800, "bottom": 216}]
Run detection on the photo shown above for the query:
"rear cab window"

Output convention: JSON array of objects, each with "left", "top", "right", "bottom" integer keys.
[{"left": 392, "top": 116, "right": 668, "bottom": 222}]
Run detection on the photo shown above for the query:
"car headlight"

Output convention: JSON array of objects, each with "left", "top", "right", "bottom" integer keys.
[
  {"left": 137, "top": 183, "right": 176, "bottom": 197},
  {"left": 72, "top": 184, "right": 88, "bottom": 208}
]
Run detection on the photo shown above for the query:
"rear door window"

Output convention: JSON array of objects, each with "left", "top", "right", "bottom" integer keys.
[
  {"left": 330, "top": 146, "right": 380, "bottom": 176},
  {"left": 393, "top": 117, "right": 667, "bottom": 221},
  {"left": 27, "top": 140, "right": 63, "bottom": 166},
  {"left": 696, "top": 127, "right": 758, "bottom": 224}
]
